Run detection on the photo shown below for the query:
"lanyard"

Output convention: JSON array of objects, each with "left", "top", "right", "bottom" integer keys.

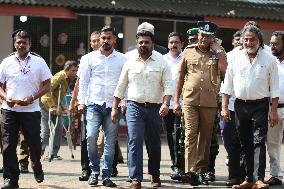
[{"left": 16, "top": 55, "right": 31, "bottom": 74}]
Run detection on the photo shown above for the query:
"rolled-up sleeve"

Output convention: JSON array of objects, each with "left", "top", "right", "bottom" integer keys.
[
  {"left": 78, "top": 56, "right": 91, "bottom": 105},
  {"left": 269, "top": 59, "right": 279, "bottom": 98},
  {"left": 114, "top": 62, "right": 129, "bottom": 99},
  {"left": 162, "top": 60, "right": 173, "bottom": 96}
]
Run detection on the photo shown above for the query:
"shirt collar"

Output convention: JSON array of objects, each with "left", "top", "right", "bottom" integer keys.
[
  {"left": 165, "top": 51, "right": 183, "bottom": 60},
  {"left": 135, "top": 52, "right": 156, "bottom": 62},
  {"left": 97, "top": 48, "right": 117, "bottom": 58},
  {"left": 15, "top": 52, "right": 31, "bottom": 61}
]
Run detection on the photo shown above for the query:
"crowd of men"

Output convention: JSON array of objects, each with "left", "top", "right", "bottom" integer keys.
[{"left": 0, "top": 19, "right": 283, "bottom": 189}]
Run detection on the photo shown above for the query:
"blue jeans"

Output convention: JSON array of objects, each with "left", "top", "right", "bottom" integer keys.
[
  {"left": 86, "top": 103, "right": 117, "bottom": 181},
  {"left": 126, "top": 101, "right": 162, "bottom": 182}
]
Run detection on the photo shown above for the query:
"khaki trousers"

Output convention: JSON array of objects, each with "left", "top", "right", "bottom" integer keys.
[{"left": 183, "top": 105, "right": 216, "bottom": 173}]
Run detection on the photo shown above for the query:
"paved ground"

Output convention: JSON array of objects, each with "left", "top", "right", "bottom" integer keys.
[{"left": 0, "top": 135, "right": 283, "bottom": 189}]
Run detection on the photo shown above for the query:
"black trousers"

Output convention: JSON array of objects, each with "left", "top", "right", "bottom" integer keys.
[
  {"left": 222, "top": 111, "right": 245, "bottom": 180},
  {"left": 1, "top": 109, "right": 42, "bottom": 182},
  {"left": 80, "top": 112, "right": 91, "bottom": 173},
  {"left": 234, "top": 99, "right": 269, "bottom": 182},
  {"left": 163, "top": 110, "right": 183, "bottom": 170}
]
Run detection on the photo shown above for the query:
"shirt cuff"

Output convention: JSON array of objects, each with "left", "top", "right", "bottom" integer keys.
[
  {"left": 270, "top": 90, "right": 280, "bottom": 99},
  {"left": 114, "top": 90, "right": 125, "bottom": 100}
]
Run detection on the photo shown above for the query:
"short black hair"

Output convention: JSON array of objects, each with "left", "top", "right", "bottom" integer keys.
[
  {"left": 64, "top": 60, "right": 78, "bottom": 70},
  {"left": 242, "top": 25, "right": 264, "bottom": 48},
  {"left": 233, "top": 30, "right": 241, "bottom": 38},
  {"left": 271, "top": 31, "right": 284, "bottom": 45},
  {"left": 168, "top": 32, "right": 183, "bottom": 42},
  {"left": 12, "top": 29, "right": 31, "bottom": 42},
  {"left": 136, "top": 31, "right": 154, "bottom": 42},
  {"left": 101, "top": 26, "right": 116, "bottom": 36},
  {"left": 244, "top": 21, "right": 261, "bottom": 30},
  {"left": 90, "top": 30, "right": 100, "bottom": 37}
]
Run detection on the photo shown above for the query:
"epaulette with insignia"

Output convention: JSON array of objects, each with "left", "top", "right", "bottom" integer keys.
[
  {"left": 185, "top": 44, "right": 197, "bottom": 49},
  {"left": 8, "top": 52, "right": 16, "bottom": 57},
  {"left": 30, "top": 52, "right": 43, "bottom": 58}
]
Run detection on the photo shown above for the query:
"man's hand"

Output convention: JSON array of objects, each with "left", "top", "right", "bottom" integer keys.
[
  {"left": 173, "top": 102, "right": 181, "bottom": 116},
  {"left": 269, "top": 110, "right": 278, "bottom": 128},
  {"left": 49, "top": 107, "right": 59, "bottom": 115},
  {"left": 221, "top": 106, "right": 231, "bottom": 123},
  {"left": 159, "top": 104, "right": 169, "bottom": 117},
  {"left": 78, "top": 104, "right": 86, "bottom": 114},
  {"left": 111, "top": 108, "right": 119, "bottom": 124},
  {"left": 17, "top": 96, "right": 33, "bottom": 106},
  {"left": 6, "top": 97, "right": 15, "bottom": 108},
  {"left": 121, "top": 100, "right": 127, "bottom": 115}
]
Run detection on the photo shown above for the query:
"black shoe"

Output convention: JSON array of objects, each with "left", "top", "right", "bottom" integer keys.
[
  {"left": 1, "top": 179, "right": 19, "bottom": 189},
  {"left": 33, "top": 169, "right": 44, "bottom": 183},
  {"left": 88, "top": 173, "right": 98, "bottom": 186},
  {"left": 102, "top": 178, "right": 117, "bottom": 187},
  {"left": 181, "top": 172, "right": 199, "bottom": 186},
  {"left": 170, "top": 168, "right": 183, "bottom": 181},
  {"left": 198, "top": 173, "right": 209, "bottom": 185},
  {"left": 20, "top": 166, "right": 29, "bottom": 174},
  {"left": 79, "top": 170, "right": 90, "bottom": 181},
  {"left": 226, "top": 178, "right": 242, "bottom": 186},
  {"left": 205, "top": 172, "right": 215, "bottom": 182},
  {"left": 111, "top": 167, "right": 118, "bottom": 177},
  {"left": 264, "top": 176, "right": 282, "bottom": 186}
]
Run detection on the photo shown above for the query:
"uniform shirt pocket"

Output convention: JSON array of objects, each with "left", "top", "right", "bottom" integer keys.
[
  {"left": 148, "top": 67, "right": 161, "bottom": 81},
  {"left": 186, "top": 59, "right": 199, "bottom": 72}
]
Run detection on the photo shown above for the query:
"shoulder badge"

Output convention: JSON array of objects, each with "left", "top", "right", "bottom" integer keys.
[
  {"left": 185, "top": 44, "right": 197, "bottom": 49},
  {"left": 8, "top": 52, "right": 16, "bottom": 57},
  {"left": 30, "top": 52, "right": 43, "bottom": 58}
]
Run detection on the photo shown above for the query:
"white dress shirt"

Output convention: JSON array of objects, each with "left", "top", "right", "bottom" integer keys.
[
  {"left": 277, "top": 59, "right": 284, "bottom": 104},
  {"left": 163, "top": 51, "right": 183, "bottom": 109},
  {"left": 78, "top": 49, "right": 126, "bottom": 108},
  {"left": 0, "top": 52, "right": 52, "bottom": 112},
  {"left": 221, "top": 48, "right": 279, "bottom": 100},
  {"left": 114, "top": 52, "right": 173, "bottom": 104}
]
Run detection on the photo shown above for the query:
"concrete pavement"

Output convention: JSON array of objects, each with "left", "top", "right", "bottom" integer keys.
[{"left": 0, "top": 136, "right": 283, "bottom": 189}]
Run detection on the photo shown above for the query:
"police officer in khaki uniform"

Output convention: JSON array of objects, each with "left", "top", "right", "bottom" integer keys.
[{"left": 173, "top": 21, "right": 227, "bottom": 185}]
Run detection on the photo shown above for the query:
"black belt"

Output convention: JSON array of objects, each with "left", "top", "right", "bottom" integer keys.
[
  {"left": 270, "top": 103, "right": 284, "bottom": 108},
  {"left": 127, "top": 100, "right": 160, "bottom": 108},
  {"left": 236, "top": 97, "right": 269, "bottom": 104}
]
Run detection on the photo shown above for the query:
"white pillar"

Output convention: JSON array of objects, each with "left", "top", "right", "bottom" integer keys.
[
  {"left": 0, "top": 16, "right": 13, "bottom": 61},
  {"left": 123, "top": 17, "right": 139, "bottom": 53}
]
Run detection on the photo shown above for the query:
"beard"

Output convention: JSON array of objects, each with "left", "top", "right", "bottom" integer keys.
[
  {"left": 246, "top": 44, "right": 259, "bottom": 54},
  {"left": 272, "top": 47, "right": 284, "bottom": 57},
  {"left": 138, "top": 46, "right": 151, "bottom": 56},
  {"left": 102, "top": 43, "right": 112, "bottom": 51}
]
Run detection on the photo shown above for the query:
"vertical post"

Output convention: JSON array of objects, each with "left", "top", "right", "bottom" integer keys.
[
  {"left": 87, "top": 15, "right": 91, "bottom": 53},
  {"left": 49, "top": 18, "right": 53, "bottom": 71}
]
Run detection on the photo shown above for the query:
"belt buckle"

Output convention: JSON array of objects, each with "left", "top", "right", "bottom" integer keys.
[{"left": 144, "top": 102, "right": 149, "bottom": 107}]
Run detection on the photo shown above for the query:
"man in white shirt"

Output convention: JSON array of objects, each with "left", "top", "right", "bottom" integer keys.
[
  {"left": 111, "top": 24, "right": 173, "bottom": 189},
  {"left": 0, "top": 30, "right": 52, "bottom": 189},
  {"left": 221, "top": 25, "right": 279, "bottom": 189},
  {"left": 163, "top": 32, "right": 184, "bottom": 181},
  {"left": 264, "top": 31, "right": 284, "bottom": 186},
  {"left": 77, "top": 26, "right": 126, "bottom": 187}
]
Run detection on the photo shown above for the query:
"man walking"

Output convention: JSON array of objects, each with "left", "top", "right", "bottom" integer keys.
[
  {"left": 112, "top": 23, "right": 173, "bottom": 189},
  {"left": 0, "top": 29, "right": 52, "bottom": 188},
  {"left": 41, "top": 60, "right": 78, "bottom": 160},
  {"left": 221, "top": 25, "right": 279, "bottom": 189},
  {"left": 163, "top": 32, "right": 184, "bottom": 181},
  {"left": 174, "top": 21, "right": 227, "bottom": 185},
  {"left": 264, "top": 31, "right": 284, "bottom": 186},
  {"left": 78, "top": 26, "right": 126, "bottom": 187}
]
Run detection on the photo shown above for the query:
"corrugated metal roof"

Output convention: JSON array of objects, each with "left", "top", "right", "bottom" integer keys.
[{"left": 1, "top": 0, "right": 284, "bottom": 21}]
